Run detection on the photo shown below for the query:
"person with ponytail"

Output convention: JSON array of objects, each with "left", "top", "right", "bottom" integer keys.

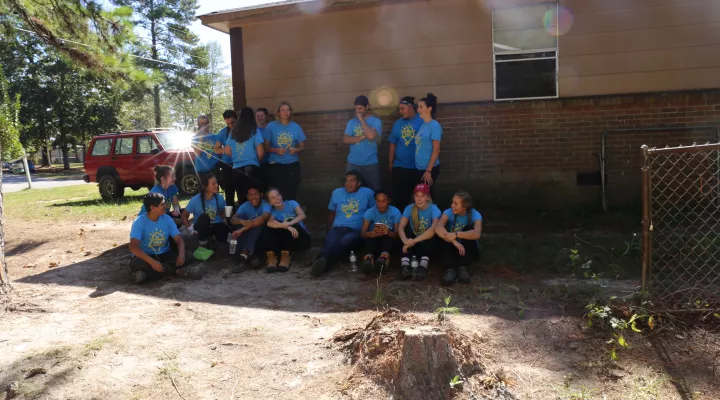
[
  {"left": 415, "top": 93, "right": 442, "bottom": 199},
  {"left": 264, "top": 101, "right": 306, "bottom": 200},
  {"left": 389, "top": 96, "right": 423, "bottom": 209},
  {"left": 397, "top": 184, "right": 441, "bottom": 280},
  {"left": 214, "top": 107, "right": 265, "bottom": 210},
  {"left": 139, "top": 165, "right": 183, "bottom": 224},
  {"left": 264, "top": 187, "right": 312, "bottom": 273},
  {"left": 435, "top": 191, "right": 483, "bottom": 285},
  {"left": 181, "top": 174, "right": 230, "bottom": 246}
]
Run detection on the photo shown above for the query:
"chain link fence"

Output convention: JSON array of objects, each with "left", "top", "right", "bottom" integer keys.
[{"left": 641, "top": 143, "right": 720, "bottom": 310}]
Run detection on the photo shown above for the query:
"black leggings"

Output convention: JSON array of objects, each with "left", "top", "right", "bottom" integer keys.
[
  {"left": 417, "top": 165, "right": 440, "bottom": 200},
  {"left": 392, "top": 167, "right": 417, "bottom": 211},
  {"left": 441, "top": 225, "right": 479, "bottom": 268},
  {"left": 363, "top": 234, "right": 394, "bottom": 258},
  {"left": 402, "top": 225, "right": 435, "bottom": 259},
  {"left": 268, "top": 162, "right": 301, "bottom": 200},
  {"left": 194, "top": 214, "right": 231, "bottom": 242},
  {"left": 233, "top": 165, "right": 263, "bottom": 207},
  {"left": 220, "top": 162, "right": 236, "bottom": 206},
  {"left": 265, "top": 226, "right": 312, "bottom": 254}
]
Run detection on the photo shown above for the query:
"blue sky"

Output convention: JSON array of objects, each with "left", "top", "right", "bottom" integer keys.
[{"left": 191, "top": 0, "right": 276, "bottom": 74}]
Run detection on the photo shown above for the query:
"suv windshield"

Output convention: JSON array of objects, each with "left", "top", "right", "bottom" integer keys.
[{"left": 156, "top": 131, "right": 195, "bottom": 151}]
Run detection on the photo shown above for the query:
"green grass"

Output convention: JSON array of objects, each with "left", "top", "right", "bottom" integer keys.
[{"left": 4, "top": 185, "right": 149, "bottom": 222}]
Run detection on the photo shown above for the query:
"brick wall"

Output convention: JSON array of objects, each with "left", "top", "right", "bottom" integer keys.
[{"left": 289, "top": 89, "right": 720, "bottom": 211}]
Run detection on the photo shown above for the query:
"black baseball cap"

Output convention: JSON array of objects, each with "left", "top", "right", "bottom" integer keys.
[{"left": 354, "top": 95, "right": 370, "bottom": 107}]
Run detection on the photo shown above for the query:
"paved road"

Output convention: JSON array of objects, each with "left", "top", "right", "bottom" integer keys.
[{"left": 2, "top": 173, "right": 89, "bottom": 193}]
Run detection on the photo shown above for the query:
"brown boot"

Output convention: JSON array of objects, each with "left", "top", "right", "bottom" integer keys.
[
  {"left": 266, "top": 251, "right": 278, "bottom": 273},
  {"left": 277, "top": 250, "right": 291, "bottom": 273}
]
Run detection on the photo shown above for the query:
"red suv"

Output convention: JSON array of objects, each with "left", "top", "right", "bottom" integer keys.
[{"left": 83, "top": 129, "right": 200, "bottom": 200}]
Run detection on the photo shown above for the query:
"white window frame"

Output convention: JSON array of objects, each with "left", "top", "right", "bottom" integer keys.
[{"left": 492, "top": 2, "right": 560, "bottom": 101}]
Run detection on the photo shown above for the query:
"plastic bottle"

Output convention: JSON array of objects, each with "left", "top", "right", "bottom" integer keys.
[
  {"left": 229, "top": 239, "right": 237, "bottom": 255},
  {"left": 349, "top": 251, "right": 358, "bottom": 272},
  {"left": 410, "top": 255, "right": 419, "bottom": 270}
]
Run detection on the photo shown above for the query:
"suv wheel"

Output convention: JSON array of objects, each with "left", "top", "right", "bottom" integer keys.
[
  {"left": 178, "top": 170, "right": 199, "bottom": 196},
  {"left": 98, "top": 175, "right": 125, "bottom": 200}
]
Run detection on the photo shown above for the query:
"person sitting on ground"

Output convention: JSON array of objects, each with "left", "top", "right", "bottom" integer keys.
[
  {"left": 311, "top": 170, "right": 376, "bottom": 277},
  {"left": 435, "top": 191, "right": 482, "bottom": 286},
  {"left": 129, "top": 193, "right": 202, "bottom": 283},
  {"left": 398, "top": 184, "right": 441, "bottom": 281},
  {"left": 139, "top": 165, "right": 183, "bottom": 225},
  {"left": 181, "top": 174, "right": 229, "bottom": 247},
  {"left": 360, "top": 189, "right": 401, "bottom": 275},
  {"left": 264, "top": 188, "right": 311, "bottom": 273},
  {"left": 230, "top": 184, "right": 271, "bottom": 273}
]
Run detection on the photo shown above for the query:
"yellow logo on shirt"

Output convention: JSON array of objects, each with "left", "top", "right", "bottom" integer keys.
[
  {"left": 199, "top": 139, "right": 214, "bottom": 159},
  {"left": 353, "top": 125, "right": 364, "bottom": 146},
  {"left": 451, "top": 220, "right": 464, "bottom": 233},
  {"left": 277, "top": 132, "right": 293, "bottom": 149},
  {"left": 148, "top": 228, "right": 166, "bottom": 253},
  {"left": 341, "top": 199, "right": 360, "bottom": 218},
  {"left": 414, "top": 216, "right": 429, "bottom": 235},
  {"left": 401, "top": 125, "right": 416, "bottom": 146},
  {"left": 205, "top": 205, "right": 217, "bottom": 221}
]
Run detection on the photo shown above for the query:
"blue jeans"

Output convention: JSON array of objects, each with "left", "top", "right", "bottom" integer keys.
[
  {"left": 320, "top": 226, "right": 362, "bottom": 267},
  {"left": 237, "top": 225, "right": 264, "bottom": 254}
]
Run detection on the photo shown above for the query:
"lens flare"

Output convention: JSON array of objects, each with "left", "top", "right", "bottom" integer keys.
[
  {"left": 297, "top": 0, "right": 327, "bottom": 15},
  {"left": 369, "top": 86, "right": 398, "bottom": 116},
  {"left": 544, "top": 6, "right": 573, "bottom": 36}
]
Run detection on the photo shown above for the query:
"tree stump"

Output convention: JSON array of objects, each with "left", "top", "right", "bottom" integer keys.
[{"left": 395, "top": 327, "right": 460, "bottom": 400}]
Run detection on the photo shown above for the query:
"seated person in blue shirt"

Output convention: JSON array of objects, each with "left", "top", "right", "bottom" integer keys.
[
  {"left": 398, "top": 184, "right": 441, "bottom": 281},
  {"left": 181, "top": 174, "right": 229, "bottom": 247},
  {"left": 343, "top": 95, "right": 383, "bottom": 191},
  {"left": 129, "top": 193, "right": 202, "bottom": 284},
  {"left": 264, "top": 188, "right": 311, "bottom": 273},
  {"left": 230, "top": 184, "right": 272, "bottom": 273},
  {"left": 139, "top": 165, "right": 183, "bottom": 225},
  {"left": 311, "top": 170, "right": 376, "bottom": 277},
  {"left": 435, "top": 191, "right": 483, "bottom": 286},
  {"left": 360, "top": 189, "right": 401, "bottom": 275}
]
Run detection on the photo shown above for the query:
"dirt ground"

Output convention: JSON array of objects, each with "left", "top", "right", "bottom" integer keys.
[{"left": 1, "top": 220, "right": 719, "bottom": 400}]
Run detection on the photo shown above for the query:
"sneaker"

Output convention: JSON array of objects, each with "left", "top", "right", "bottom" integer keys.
[
  {"left": 413, "top": 266, "right": 428, "bottom": 281},
  {"left": 458, "top": 266, "right": 471, "bottom": 284},
  {"left": 277, "top": 251, "right": 291, "bottom": 273},
  {"left": 311, "top": 257, "right": 327, "bottom": 277},
  {"left": 182, "top": 266, "right": 203, "bottom": 280},
  {"left": 401, "top": 263, "right": 412, "bottom": 280},
  {"left": 376, "top": 257, "right": 388, "bottom": 274},
  {"left": 442, "top": 268, "right": 458, "bottom": 286},
  {"left": 235, "top": 252, "right": 249, "bottom": 267},
  {"left": 361, "top": 255, "right": 374, "bottom": 275},
  {"left": 133, "top": 270, "right": 147, "bottom": 284}
]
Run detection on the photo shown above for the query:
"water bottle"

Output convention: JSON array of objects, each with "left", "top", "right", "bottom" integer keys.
[
  {"left": 349, "top": 251, "right": 358, "bottom": 272},
  {"left": 229, "top": 239, "right": 237, "bottom": 255},
  {"left": 411, "top": 256, "right": 419, "bottom": 271},
  {"left": 227, "top": 233, "right": 232, "bottom": 244}
]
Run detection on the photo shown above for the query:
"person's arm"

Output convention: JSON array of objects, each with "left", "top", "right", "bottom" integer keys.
[
  {"left": 327, "top": 211, "right": 335, "bottom": 234},
  {"left": 192, "top": 142, "right": 203, "bottom": 157},
  {"left": 360, "top": 219, "right": 375, "bottom": 239},
  {"left": 414, "top": 218, "right": 439, "bottom": 243},
  {"left": 287, "top": 205, "right": 306, "bottom": 226},
  {"left": 256, "top": 143, "right": 265, "bottom": 162},
  {"left": 435, "top": 213, "right": 452, "bottom": 242},
  {"left": 343, "top": 134, "right": 365, "bottom": 145},
  {"left": 173, "top": 234, "right": 185, "bottom": 267},
  {"left": 267, "top": 214, "right": 286, "bottom": 229},
  {"left": 455, "top": 220, "right": 482, "bottom": 241},
  {"left": 289, "top": 141, "right": 305, "bottom": 154},
  {"left": 230, "top": 214, "right": 251, "bottom": 227},
  {"left": 398, "top": 217, "right": 410, "bottom": 244},
  {"left": 130, "top": 239, "right": 163, "bottom": 271},
  {"left": 387, "top": 223, "right": 399, "bottom": 239},
  {"left": 422, "top": 140, "right": 441, "bottom": 185},
  {"left": 172, "top": 195, "right": 181, "bottom": 212},
  {"left": 388, "top": 143, "right": 396, "bottom": 172},
  {"left": 214, "top": 140, "right": 224, "bottom": 154},
  {"left": 181, "top": 209, "right": 192, "bottom": 228},
  {"left": 360, "top": 118, "right": 378, "bottom": 141}
]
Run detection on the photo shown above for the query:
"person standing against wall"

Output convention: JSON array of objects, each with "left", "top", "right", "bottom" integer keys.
[
  {"left": 216, "top": 110, "right": 239, "bottom": 207},
  {"left": 343, "top": 95, "right": 383, "bottom": 191},
  {"left": 264, "top": 102, "right": 306, "bottom": 200},
  {"left": 389, "top": 96, "right": 423, "bottom": 210},
  {"left": 415, "top": 93, "right": 442, "bottom": 199},
  {"left": 255, "top": 108, "right": 271, "bottom": 185},
  {"left": 193, "top": 115, "right": 222, "bottom": 182}
]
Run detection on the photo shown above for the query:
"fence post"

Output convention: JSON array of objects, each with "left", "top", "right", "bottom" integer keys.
[
  {"left": 21, "top": 155, "right": 32, "bottom": 190},
  {"left": 640, "top": 145, "right": 652, "bottom": 293}
]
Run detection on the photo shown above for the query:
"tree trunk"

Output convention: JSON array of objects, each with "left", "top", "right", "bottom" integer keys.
[
  {"left": 150, "top": 10, "right": 161, "bottom": 128},
  {"left": 41, "top": 145, "right": 50, "bottom": 167},
  {"left": 81, "top": 143, "right": 87, "bottom": 163},
  {"left": 73, "top": 146, "right": 79, "bottom": 163},
  {"left": 62, "top": 147, "right": 70, "bottom": 170},
  {"left": 0, "top": 166, "right": 11, "bottom": 294},
  {"left": 396, "top": 328, "right": 460, "bottom": 400}
]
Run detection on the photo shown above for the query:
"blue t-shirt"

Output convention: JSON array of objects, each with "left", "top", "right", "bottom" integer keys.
[
  {"left": 415, "top": 119, "right": 442, "bottom": 170},
  {"left": 328, "top": 187, "right": 376, "bottom": 230},
  {"left": 139, "top": 184, "right": 179, "bottom": 215},
  {"left": 193, "top": 133, "right": 220, "bottom": 173},
  {"left": 389, "top": 114, "right": 423, "bottom": 169},
  {"left": 363, "top": 206, "right": 402, "bottom": 231},
  {"left": 443, "top": 208, "right": 483, "bottom": 233},
  {"left": 216, "top": 126, "right": 233, "bottom": 165},
  {"left": 236, "top": 200, "right": 271, "bottom": 220},
  {"left": 185, "top": 193, "right": 227, "bottom": 224},
  {"left": 257, "top": 126, "right": 269, "bottom": 165},
  {"left": 226, "top": 132, "right": 264, "bottom": 169},
  {"left": 270, "top": 200, "right": 306, "bottom": 230},
  {"left": 344, "top": 116, "right": 382, "bottom": 165},
  {"left": 265, "top": 121, "right": 306, "bottom": 164},
  {"left": 402, "top": 204, "right": 442, "bottom": 235},
  {"left": 130, "top": 214, "right": 180, "bottom": 255}
]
